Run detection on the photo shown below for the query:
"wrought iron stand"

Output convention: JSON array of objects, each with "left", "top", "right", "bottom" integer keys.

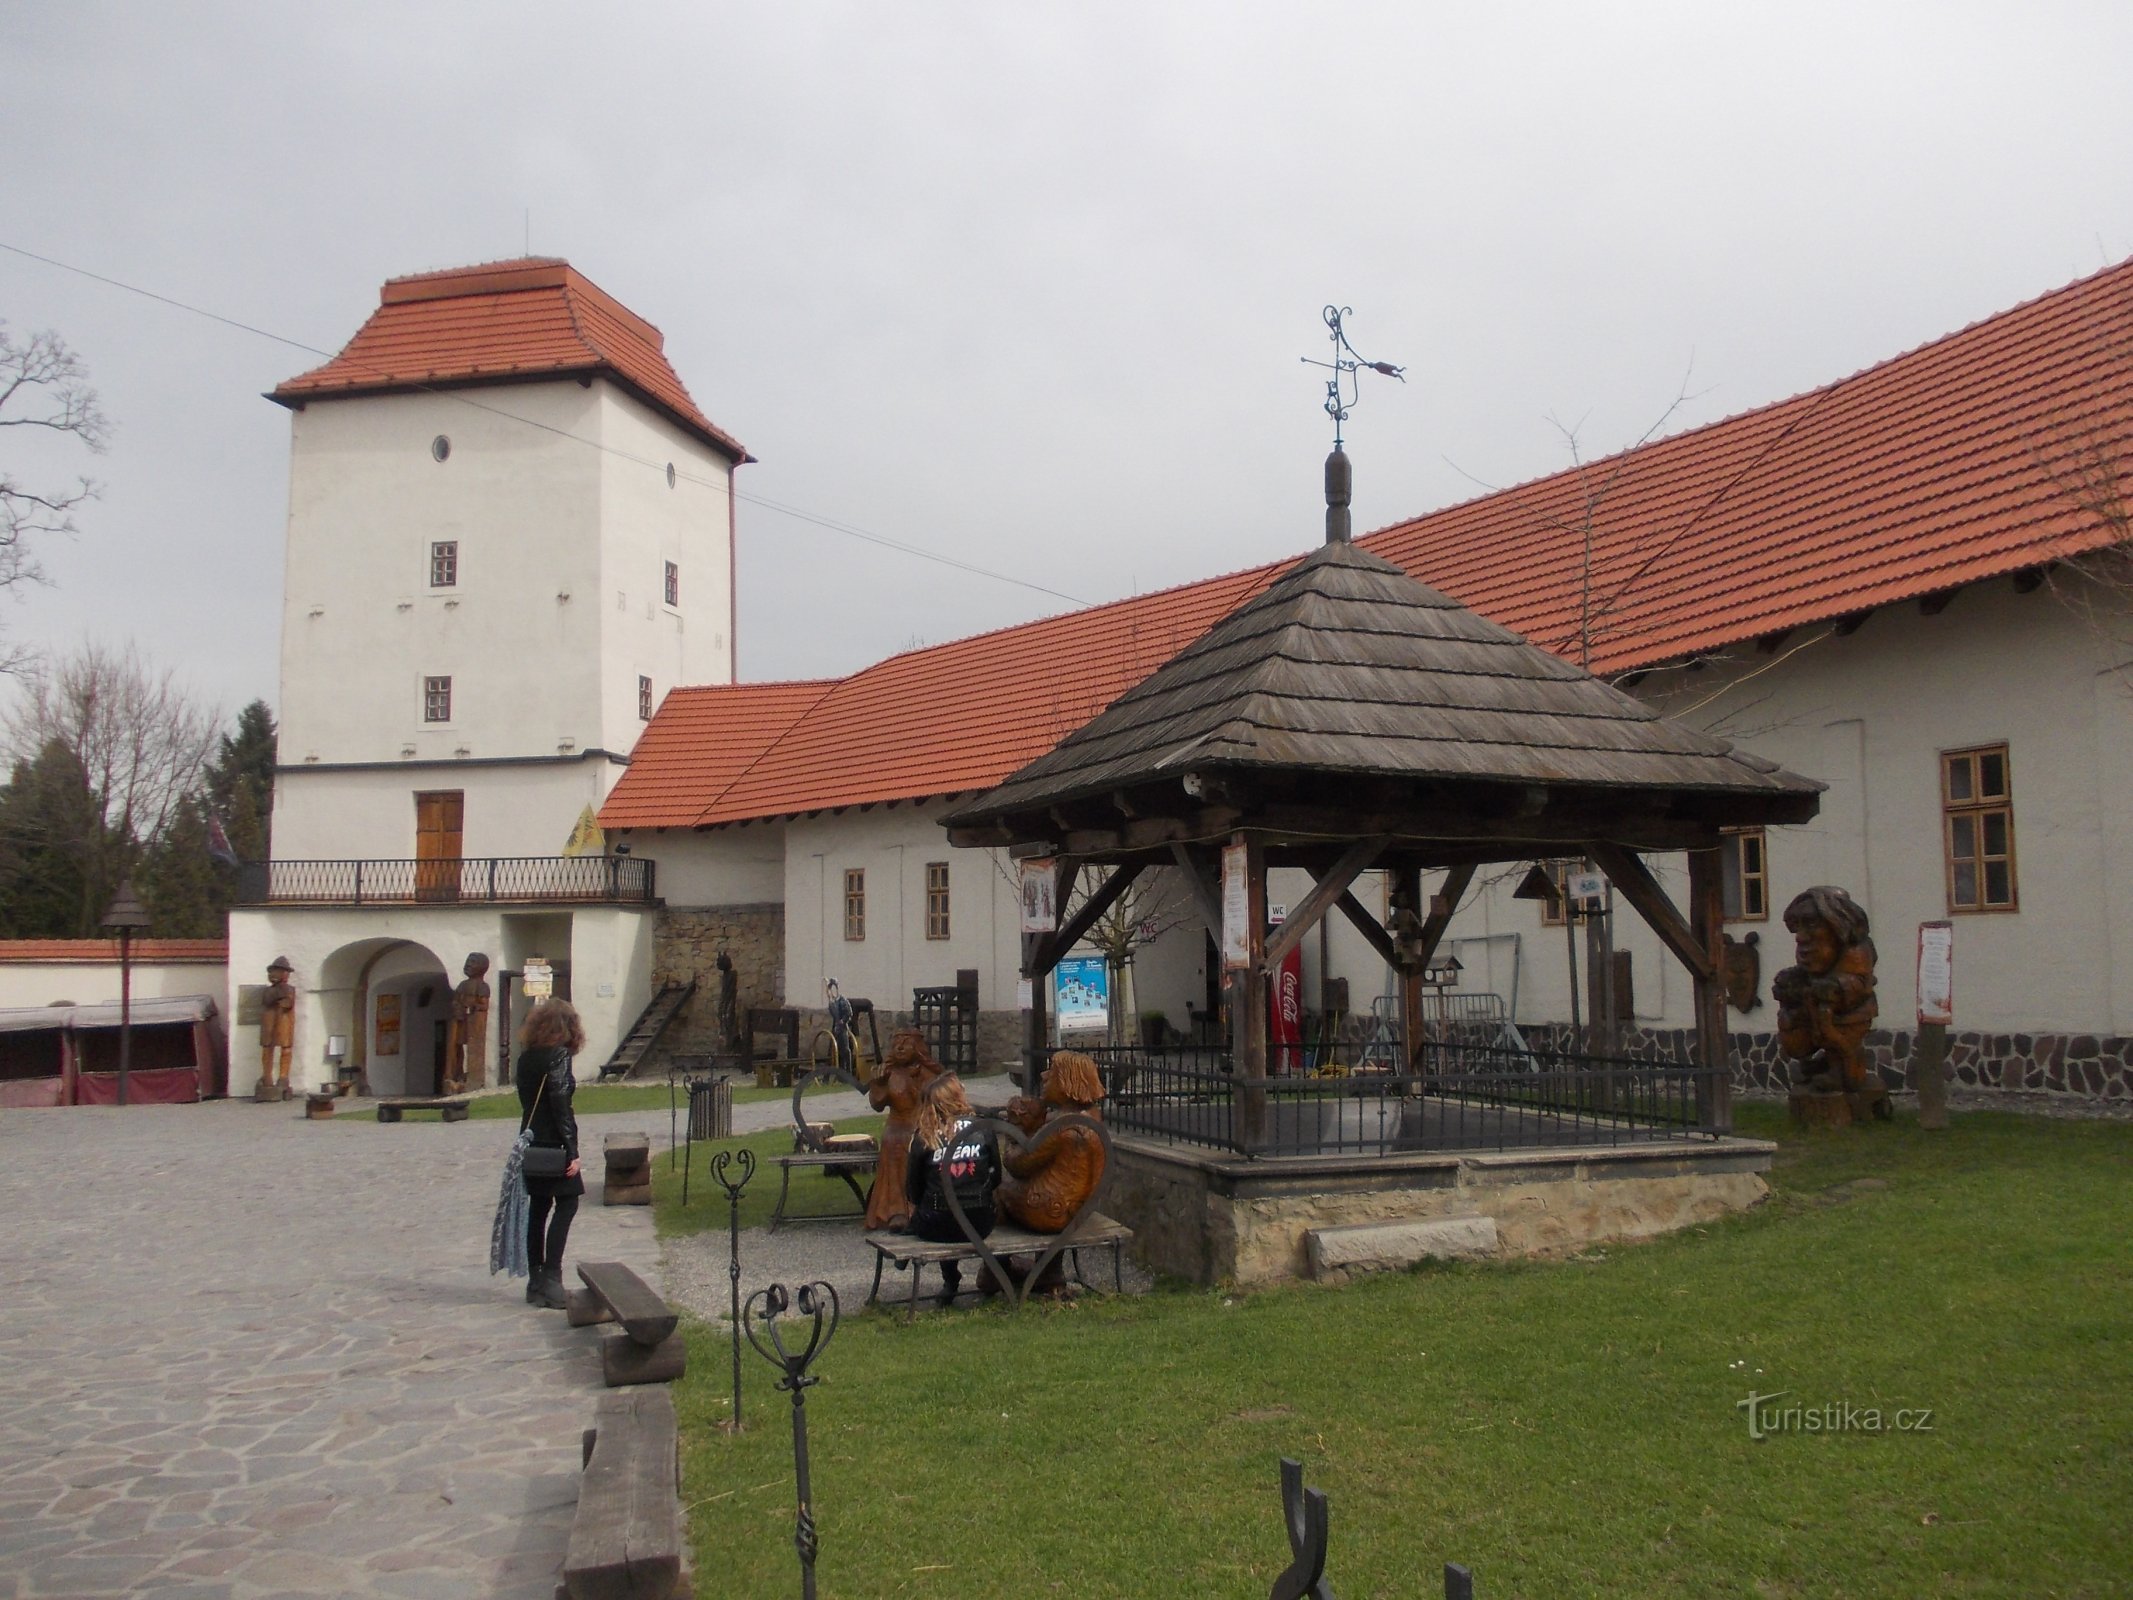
[
  {"left": 711, "top": 1147, "right": 755, "bottom": 1431},
  {"left": 744, "top": 1281, "right": 840, "bottom": 1600}
]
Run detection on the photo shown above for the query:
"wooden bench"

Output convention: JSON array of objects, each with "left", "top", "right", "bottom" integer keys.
[
  {"left": 563, "top": 1386, "right": 683, "bottom": 1600},
  {"left": 603, "top": 1133, "right": 652, "bottom": 1206},
  {"left": 863, "top": 1215, "right": 1133, "bottom": 1322},
  {"left": 575, "top": 1261, "right": 685, "bottom": 1387},
  {"left": 374, "top": 1095, "right": 470, "bottom": 1123},
  {"left": 768, "top": 1101, "right": 879, "bottom": 1231}
]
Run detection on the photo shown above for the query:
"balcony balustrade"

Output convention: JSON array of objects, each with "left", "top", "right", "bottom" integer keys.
[{"left": 234, "top": 855, "right": 656, "bottom": 907}]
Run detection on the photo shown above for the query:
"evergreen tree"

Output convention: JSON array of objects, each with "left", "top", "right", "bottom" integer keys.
[
  {"left": 139, "top": 794, "right": 225, "bottom": 937},
  {"left": 0, "top": 740, "right": 118, "bottom": 937},
  {"left": 208, "top": 700, "right": 276, "bottom": 860}
]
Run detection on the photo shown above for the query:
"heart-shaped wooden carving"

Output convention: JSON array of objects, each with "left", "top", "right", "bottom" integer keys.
[{"left": 937, "top": 1110, "right": 1115, "bottom": 1308}]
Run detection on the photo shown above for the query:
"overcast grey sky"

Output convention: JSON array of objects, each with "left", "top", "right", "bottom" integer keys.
[{"left": 3, "top": 1, "right": 2130, "bottom": 724}]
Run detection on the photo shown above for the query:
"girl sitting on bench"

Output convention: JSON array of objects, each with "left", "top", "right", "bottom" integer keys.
[{"left": 904, "top": 1075, "right": 1001, "bottom": 1306}]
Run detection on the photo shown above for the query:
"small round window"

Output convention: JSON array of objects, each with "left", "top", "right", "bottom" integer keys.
[
  {"left": 665, "top": 462, "right": 677, "bottom": 489},
  {"left": 431, "top": 435, "right": 451, "bottom": 463}
]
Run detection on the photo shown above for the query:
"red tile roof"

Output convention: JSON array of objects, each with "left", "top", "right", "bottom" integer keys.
[
  {"left": 0, "top": 939, "right": 228, "bottom": 964},
  {"left": 603, "top": 258, "right": 2133, "bottom": 832},
  {"left": 271, "top": 258, "right": 749, "bottom": 461},
  {"left": 600, "top": 681, "right": 838, "bottom": 829}
]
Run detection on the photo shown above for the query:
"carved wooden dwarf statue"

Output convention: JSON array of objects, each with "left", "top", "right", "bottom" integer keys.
[
  {"left": 863, "top": 1029, "right": 942, "bottom": 1230},
  {"left": 443, "top": 953, "right": 492, "bottom": 1094},
  {"left": 260, "top": 956, "right": 296, "bottom": 1097},
  {"left": 997, "top": 1050, "right": 1108, "bottom": 1234},
  {"left": 1772, "top": 886, "right": 1888, "bottom": 1115}
]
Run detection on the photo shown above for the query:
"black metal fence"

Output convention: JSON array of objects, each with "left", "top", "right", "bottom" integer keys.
[
  {"left": 233, "top": 855, "right": 658, "bottom": 906},
  {"left": 1085, "top": 1039, "right": 1722, "bottom": 1157}
]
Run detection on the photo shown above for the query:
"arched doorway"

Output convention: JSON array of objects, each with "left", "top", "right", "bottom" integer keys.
[{"left": 319, "top": 938, "right": 453, "bottom": 1097}]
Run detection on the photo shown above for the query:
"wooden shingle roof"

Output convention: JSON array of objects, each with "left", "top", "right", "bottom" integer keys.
[{"left": 946, "top": 539, "right": 1819, "bottom": 829}]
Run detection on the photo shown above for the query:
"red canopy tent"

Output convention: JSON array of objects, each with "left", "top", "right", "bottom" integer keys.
[{"left": 0, "top": 996, "right": 228, "bottom": 1107}]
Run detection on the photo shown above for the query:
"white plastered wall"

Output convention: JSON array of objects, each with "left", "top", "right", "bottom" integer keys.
[
  {"left": 273, "top": 760, "right": 626, "bottom": 861},
  {"left": 594, "top": 387, "right": 736, "bottom": 750},
  {"left": 274, "top": 377, "right": 734, "bottom": 873},
  {"left": 1430, "top": 579, "right": 2133, "bottom": 1038},
  {"left": 0, "top": 962, "right": 229, "bottom": 1011},
  {"left": 626, "top": 821, "right": 786, "bottom": 906},
  {"left": 228, "top": 903, "right": 657, "bottom": 1094}
]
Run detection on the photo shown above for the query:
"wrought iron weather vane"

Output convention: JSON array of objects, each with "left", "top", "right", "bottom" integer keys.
[{"left": 1301, "top": 306, "right": 1405, "bottom": 543}]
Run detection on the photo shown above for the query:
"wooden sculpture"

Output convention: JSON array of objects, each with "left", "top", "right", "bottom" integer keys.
[
  {"left": 443, "top": 952, "right": 492, "bottom": 1093},
  {"left": 863, "top": 1029, "right": 942, "bottom": 1230},
  {"left": 715, "top": 951, "right": 740, "bottom": 1056},
  {"left": 1773, "top": 886, "right": 1890, "bottom": 1124},
  {"left": 259, "top": 956, "right": 296, "bottom": 1098},
  {"left": 997, "top": 1050, "right": 1108, "bottom": 1234}
]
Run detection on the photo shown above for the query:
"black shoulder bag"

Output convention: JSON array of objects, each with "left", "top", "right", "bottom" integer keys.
[{"left": 521, "top": 1065, "right": 573, "bottom": 1179}]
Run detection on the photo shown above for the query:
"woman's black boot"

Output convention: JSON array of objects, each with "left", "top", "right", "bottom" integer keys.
[
  {"left": 525, "top": 1266, "right": 547, "bottom": 1306},
  {"left": 535, "top": 1266, "right": 569, "bottom": 1309}
]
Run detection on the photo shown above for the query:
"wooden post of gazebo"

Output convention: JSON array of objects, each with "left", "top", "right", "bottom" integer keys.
[
  {"left": 1590, "top": 838, "right": 1734, "bottom": 1133},
  {"left": 1687, "top": 842, "right": 1732, "bottom": 1130},
  {"left": 1231, "top": 832, "right": 1270, "bottom": 1149}
]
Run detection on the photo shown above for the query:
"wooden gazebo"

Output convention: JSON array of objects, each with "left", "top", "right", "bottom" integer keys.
[{"left": 945, "top": 464, "right": 1822, "bottom": 1138}]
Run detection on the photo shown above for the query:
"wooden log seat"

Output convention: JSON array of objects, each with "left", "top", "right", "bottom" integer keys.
[
  {"left": 576, "top": 1261, "right": 685, "bottom": 1388},
  {"left": 373, "top": 1095, "right": 471, "bottom": 1123},
  {"left": 603, "top": 1133, "right": 653, "bottom": 1206},
  {"left": 563, "top": 1387, "right": 683, "bottom": 1600},
  {"left": 863, "top": 1215, "right": 1133, "bottom": 1323}
]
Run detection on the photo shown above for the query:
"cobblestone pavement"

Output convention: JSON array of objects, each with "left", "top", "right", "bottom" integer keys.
[{"left": 0, "top": 1099, "right": 665, "bottom": 1600}]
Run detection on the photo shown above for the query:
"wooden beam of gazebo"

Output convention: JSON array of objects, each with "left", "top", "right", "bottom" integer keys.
[{"left": 946, "top": 470, "right": 1822, "bottom": 1137}]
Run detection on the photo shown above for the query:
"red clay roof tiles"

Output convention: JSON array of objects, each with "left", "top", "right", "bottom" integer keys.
[
  {"left": 599, "top": 681, "right": 837, "bottom": 830},
  {"left": 603, "top": 258, "right": 2133, "bottom": 832},
  {"left": 271, "top": 258, "right": 748, "bottom": 460}
]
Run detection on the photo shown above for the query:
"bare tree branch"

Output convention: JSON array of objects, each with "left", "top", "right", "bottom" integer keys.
[{"left": 0, "top": 322, "right": 108, "bottom": 610}]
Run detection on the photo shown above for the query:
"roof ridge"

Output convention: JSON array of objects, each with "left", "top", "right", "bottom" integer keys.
[{"left": 1355, "top": 253, "right": 2133, "bottom": 547}]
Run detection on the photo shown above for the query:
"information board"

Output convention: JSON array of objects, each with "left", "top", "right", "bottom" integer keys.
[
  {"left": 1054, "top": 956, "right": 1109, "bottom": 1032},
  {"left": 1916, "top": 921, "right": 1954, "bottom": 1026}
]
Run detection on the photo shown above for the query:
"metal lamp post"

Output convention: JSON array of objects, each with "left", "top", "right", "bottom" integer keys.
[{"left": 101, "top": 881, "right": 151, "bottom": 1107}]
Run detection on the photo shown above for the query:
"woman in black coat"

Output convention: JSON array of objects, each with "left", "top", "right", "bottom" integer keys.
[{"left": 516, "top": 1000, "right": 585, "bottom": 1309}]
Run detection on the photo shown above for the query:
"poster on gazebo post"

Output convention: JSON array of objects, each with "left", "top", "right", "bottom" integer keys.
[{"left": 1054, "top": 956, "right": 1109, "bottom": 1033}]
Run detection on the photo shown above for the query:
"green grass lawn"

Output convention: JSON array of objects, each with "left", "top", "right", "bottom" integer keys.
[
  {"left": 454, "top": 1075, "right": 839, "bottom": 1123},
  {"left": 652, "top": 1117, "right": 886, "bottom": 1233},
  {"left": 667, "top": 1104, "right": 2131, "bottom": 1597},
  {"left": 461, "top": 1082, "right": 678, "bottom": 1119}
]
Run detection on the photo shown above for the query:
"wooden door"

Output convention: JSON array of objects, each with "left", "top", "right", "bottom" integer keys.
[{"left": 414, "top": 791, "right": 464, "bottom": 900}]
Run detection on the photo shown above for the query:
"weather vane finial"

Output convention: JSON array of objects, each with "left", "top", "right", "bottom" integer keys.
[
  {"left": 1302, "top": 305, "right": 1404, "bottom": 450},
  {"left": 1302, "top": 306, "right": 1404, "bottom": 543}
]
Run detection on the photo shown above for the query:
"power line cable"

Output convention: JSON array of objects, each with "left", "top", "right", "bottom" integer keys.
[{"left": 0, "top": 239, "right": 1090, "bottom": 607}]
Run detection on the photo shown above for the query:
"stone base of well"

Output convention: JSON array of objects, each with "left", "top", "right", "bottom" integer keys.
[{"left": 1109, "top": 1136, "right": 1776, "bottom": 1287}]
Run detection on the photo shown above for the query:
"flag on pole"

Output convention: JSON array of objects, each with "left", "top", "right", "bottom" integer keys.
[{"left": 206, "top": 814, "right": 241, "bottom": 868}]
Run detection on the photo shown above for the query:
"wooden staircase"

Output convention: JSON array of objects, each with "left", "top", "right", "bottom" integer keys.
[{"left": 597, "top": 979, "right": 697, "bottom": 1081}]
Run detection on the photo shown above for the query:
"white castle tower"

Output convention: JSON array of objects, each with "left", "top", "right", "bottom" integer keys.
[{"left": 227, "top": 259, "right": 747, "bottom": 1095}]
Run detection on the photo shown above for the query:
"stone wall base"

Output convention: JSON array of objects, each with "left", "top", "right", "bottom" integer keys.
[
  {"left": 1516, "top": 1022, "right": 2133, "bottom": 1101},
  {"left": 1110, "top": 1137, "right": 1774, "bottom": 1288},
  {"left": 650, "top": 905, "right": 784, "bottom": 1061}
]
